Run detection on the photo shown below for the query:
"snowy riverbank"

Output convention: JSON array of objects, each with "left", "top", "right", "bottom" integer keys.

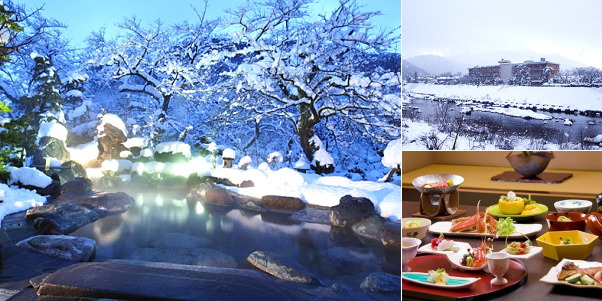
[{"left": 404, "top": 83, "right": 602, "bottom": 112}]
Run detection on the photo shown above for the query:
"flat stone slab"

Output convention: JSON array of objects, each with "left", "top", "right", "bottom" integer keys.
[
  {"left": 30, "top": 262, "right": 312, "bottom": 300},
  {"left": 16, "top": 235, "right": 97, "bottom": 262}
]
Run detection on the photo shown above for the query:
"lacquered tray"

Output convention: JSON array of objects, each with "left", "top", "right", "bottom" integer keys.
[{"left": 402, "top": 254, "right": 528, "bottom": 301}]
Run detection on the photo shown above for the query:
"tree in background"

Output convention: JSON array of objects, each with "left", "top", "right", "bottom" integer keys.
[
  {"left": 219, "top": 0, "right": 400, "bottom": 174},
  {"left": 84, "top": 9, "right": 219, "bottom": 144}
]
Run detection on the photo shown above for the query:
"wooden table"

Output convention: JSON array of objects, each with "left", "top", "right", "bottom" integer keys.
[{"left": 402, "top": 201, "right": 602, "bottom": 301}]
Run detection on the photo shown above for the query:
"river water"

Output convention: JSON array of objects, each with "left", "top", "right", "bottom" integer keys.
[
  {"left": 406, "top": 97, "right": 602, "bottom": 145},
  {"left": 70, "top": 188, "right": 399, "bottom": 290}
]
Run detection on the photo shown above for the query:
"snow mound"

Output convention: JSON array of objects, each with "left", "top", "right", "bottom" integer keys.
[
  {"left": 382, "top": 138, "right": 401, "bottom": 169},
  {"left": 155, "top": 141, "right": 191, "bottom": 159},
  {"left": 8, "top": 166, "right": 52, "bottom": 188},
  {"left": 38, "top": 120, "right": 68, "bottom": 142}
]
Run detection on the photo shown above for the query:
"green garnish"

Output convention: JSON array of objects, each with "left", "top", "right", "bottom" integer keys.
[
  {"left": 524, "top": 195, "right": 536, "bottom": 205},
  {"left": 497, "top": 217, "right": 516, "bottom": 235}
]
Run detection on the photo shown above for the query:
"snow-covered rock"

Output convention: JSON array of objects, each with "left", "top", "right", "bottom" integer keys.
[{"left": 382, "top": 138, "right": 401, "bottom": 169}]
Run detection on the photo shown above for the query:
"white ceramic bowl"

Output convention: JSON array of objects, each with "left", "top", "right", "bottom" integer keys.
[
  {"left": 554, "top": 200, "right": 592, "bottom": 213},
  {"left": 402, "top": 237, "right": 422, "bottom": 272},
  {"left": 401, "top": 217, "right": 432, "bottom": 239}
]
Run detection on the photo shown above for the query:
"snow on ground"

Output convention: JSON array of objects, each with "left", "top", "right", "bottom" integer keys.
[
  {"left": 0, "top": 171, "right": 49, "bottom": 224},
  {"left": 405, "top": 83, "right": 602, "bottom": 111},
  {"left": 214, "top": 167, "right": 401, "bottom": 221}
]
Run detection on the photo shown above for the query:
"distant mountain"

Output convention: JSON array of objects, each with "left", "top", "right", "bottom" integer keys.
[
  {"left": 402, "top": 59, "right": 429, "bottom": 77},
  {"left": 404, "top": 55, "right": 465, "bottom": 75}
]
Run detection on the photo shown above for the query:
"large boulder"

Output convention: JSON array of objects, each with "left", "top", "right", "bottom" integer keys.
[
  {"left": 55, "top": 161, "right": 87, "bottom": 184},
  {"left": 16, "top": 235, "right": 97, "bottom": 262},
  {"left": 26, "top": 202, "right": 100, "bottom": 234},
  {"left": 381, "top": 221, "right": 401, "bottom": 252},
  {"left": 261, "top": 195, "right": 306, "bottom": 213},
  {"left": 193, "top": 182, "right": 235, "bottom": 208},
  {"left": 32, "top": 136, "right": 71, "bottom": 166},
  {"left": 60, "top": 177, "right": 93, "bottom": 195},
  {"left": 60, "top": 191, "right": 135, "bottom": 216},
  {"left": 97, "top": 123, "right": 127, "bottom": 161},
  {"left": 351, "top": 215, "right": 385, "bottom": 245},
  {"left": 359, "top": 272, "right": 401, "bottom": 293},
  {"left": 247, "top": 251, "right": 321, "bottom": 285},
  {"left": 329, "top": 195, "right": 377, "bottom": 227}
]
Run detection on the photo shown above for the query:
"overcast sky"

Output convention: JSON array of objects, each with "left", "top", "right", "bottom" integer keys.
[
  {"left": 19, "top": 0, "right": 400, "bottom": 50},
  {"left": 403, "top": 0, "right": 602, "bottom": 68}
]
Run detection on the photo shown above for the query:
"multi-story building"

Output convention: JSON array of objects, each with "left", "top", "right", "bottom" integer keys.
[{"left": 468, "top": 58, "right": 560, "bottom": 86}]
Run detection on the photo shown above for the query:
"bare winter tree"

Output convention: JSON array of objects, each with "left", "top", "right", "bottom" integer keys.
[
  {"left": 84, "top": 3, "right": 219, "bottom": 142},
  {"left": 220, "top": 0, "right": 400, "bottom": 173}
]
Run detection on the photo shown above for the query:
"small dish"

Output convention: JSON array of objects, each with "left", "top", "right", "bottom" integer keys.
[
  {"left": 586, "top": 212, "right": 602, "bottom": 237},
  {"left": 486, "top": 203, "right": 548, "bottom": 220},
  {"left": 446, "top": 245, "right": 488, "bottom": 271},
  {"left": 401, "top": 217, "right": 432, "bottom": 239},
  {"left": 536, "top": 230, "right": 598, "bottom": 261},
  {"left": 499, "top": 246, "right": 543, "bottom": 259},
  {"left": 554, "top": 200, "right": 592, "bottom": 213},
  {"left": 545, "top": 212, "right": 586, "bottom": 231},
  {"left": 402, "top": 272, "right": 480, "bottom": 289},
  {"left": 540, "top": 259, "right": 602, "bottom": 289}
]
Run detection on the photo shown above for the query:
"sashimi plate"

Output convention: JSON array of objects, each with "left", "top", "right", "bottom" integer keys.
[
  {"left": 540, "top": 259, "right": 602, "bottom": 288},
  {"left": 402, "top": 272, "right": 480, "bottom": 289},
  {"left": 429, "top": 222, "right": 542, "bottom": 238},
  {"left": 418, "top": 241, "right": 471, "bottom": 255}
]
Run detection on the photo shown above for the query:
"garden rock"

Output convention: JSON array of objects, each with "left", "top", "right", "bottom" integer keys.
[
  {"left": 381, "top": 221, "right": 401, "bottom": 252},
  {"left": 129, "top": 248, "right": 237, "bottom": 268},
  {"left": 33, "top": 217, "right": 63, "bottom": 235},
  {"left": 261, "top": 195, "right": 306, "bottom": 213},
  {"left": 60, "top": 177, "right": 93, "bottom": 195},
  {"left": 195, "top": 182, "right": 235, "bottom": 208},
  {"left": 97, "top": 123, "right": 127, "bottom": 161},
  {"left": 32, "top": 136, "right": 70, "bottom": 166},
  {"left": 16, "top": 235, "right": 97, "bottom": 262},
  {"left": 26, "top": 202, "right": 100, "bottom": 234},
  {"left": 67, "top": 191, "right": 136, "bottom": 216},
  {"left": 359, "top": 272, "right": 401, "bottom": 293},
  {"left": 247, "top": 251, "right": 322, "bottom": 285},
  {"left": 351, "top": 215, "right": 384, "bottom": 244},
  {"left": 329, "top": 195, "right": 377, "bottom": 227},
  {"left": 55, "top": 161, "right": 87, "bottom": 184}
]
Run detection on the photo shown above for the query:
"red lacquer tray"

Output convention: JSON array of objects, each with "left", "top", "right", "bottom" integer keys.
[{"left": 402, "top": 254, "right": 527, "bottom": 301}]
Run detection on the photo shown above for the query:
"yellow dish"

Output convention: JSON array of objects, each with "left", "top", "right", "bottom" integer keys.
[{"left": 536, "top": 230, "right": 598, "bottom": 261}]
